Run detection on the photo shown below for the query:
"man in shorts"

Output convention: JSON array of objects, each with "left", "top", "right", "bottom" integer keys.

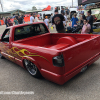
[{"left": 52, "top": 10, "right": 65, "bottom": 33}]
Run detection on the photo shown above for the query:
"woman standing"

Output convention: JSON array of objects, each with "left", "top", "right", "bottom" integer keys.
[
  {"left": 7, "top": 17, "right": 13, "bottom": 26},
  {"left": 14, "top": 17, "right": 18, "bottom": 25}
]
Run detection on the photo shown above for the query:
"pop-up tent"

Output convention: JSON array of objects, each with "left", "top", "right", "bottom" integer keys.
[
  {"left": 42, "top": 5, "right": 51, "bottom": 11},
  {"left": 78, "top": 0, "right": 100, "bottom": 5}
]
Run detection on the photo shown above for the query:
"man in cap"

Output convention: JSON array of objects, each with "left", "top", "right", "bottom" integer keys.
[{"left": 44, "top": 16, "right": 49, "bottom": 29}]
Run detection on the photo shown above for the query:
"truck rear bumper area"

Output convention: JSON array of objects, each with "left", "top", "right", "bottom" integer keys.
[{"left": 41, "top": 54, "right": 100, "bottom": 85}]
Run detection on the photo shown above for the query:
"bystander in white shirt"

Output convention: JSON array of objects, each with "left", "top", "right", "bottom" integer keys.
[
  {"left": 44, "top": 19, "right": 49, "bottom": 27},
  {"left": 34, "top": 17, "right": 39, "bottom": 22},
  {"left": 30, "top": 16, "right": 34, "bottom": 23}
]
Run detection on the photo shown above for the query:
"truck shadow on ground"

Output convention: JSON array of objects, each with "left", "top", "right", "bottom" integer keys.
[{"left": 0, "top": 58, "right": 100, "bottom": 94}]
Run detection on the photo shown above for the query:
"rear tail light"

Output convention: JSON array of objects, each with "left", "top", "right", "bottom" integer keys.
[{"left": 53, "top": 55, "right": 64, "bottom": 67}]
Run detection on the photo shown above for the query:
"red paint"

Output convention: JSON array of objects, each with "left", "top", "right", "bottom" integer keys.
[{"left": 0, "top": 22, "right": 100, "bottom": 85}]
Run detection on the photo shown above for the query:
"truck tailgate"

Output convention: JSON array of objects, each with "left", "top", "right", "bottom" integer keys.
[{"left": 62, "top": 36, "right": 100, "bottom": 74}]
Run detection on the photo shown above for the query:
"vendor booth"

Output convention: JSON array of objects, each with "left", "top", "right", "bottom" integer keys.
[{"left": 78, "top": 0, "right": 100, "bottom": 5}]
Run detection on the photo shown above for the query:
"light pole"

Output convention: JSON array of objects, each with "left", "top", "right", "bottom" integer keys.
[
  {"left": 0, "top": 0, "right": 3, "bottom": 12},
  {"left": 72, "top": 0, "right": 73, "bottom": 8}
]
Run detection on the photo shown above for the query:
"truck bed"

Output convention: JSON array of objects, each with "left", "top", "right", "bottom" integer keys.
[
  {"left": 15, "top": 33, "right": 97, "bottom": 50},
  {"left": 14, "top": 33, "right": 100, "bottom": 85}
]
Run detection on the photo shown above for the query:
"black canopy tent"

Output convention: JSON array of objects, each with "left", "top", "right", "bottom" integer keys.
[{"left": 78, "top": 0, "right": 100, "bottom": 5}]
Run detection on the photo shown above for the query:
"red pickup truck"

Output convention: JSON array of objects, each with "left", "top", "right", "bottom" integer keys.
[{"left": 0, "top": 22, "right": 100, "bottom": 85}]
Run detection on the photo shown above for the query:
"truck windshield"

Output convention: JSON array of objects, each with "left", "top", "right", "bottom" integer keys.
[{"left": 14, "top": 23, "right": 49, "bottom": 41}]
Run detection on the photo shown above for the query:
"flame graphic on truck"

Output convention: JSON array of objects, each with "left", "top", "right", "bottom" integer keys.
[{"left": 0, "top": 45, "right": 49, "bottom": 62}]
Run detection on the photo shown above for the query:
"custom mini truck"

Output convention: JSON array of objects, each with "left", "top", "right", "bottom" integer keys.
[{"left": 0, "top": 22, "right": 100, "bottom": 85}]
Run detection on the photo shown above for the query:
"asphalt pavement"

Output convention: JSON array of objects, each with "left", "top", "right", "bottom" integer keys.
[{"left": 0, "top": 24, "right": 100, "bottom": 100}]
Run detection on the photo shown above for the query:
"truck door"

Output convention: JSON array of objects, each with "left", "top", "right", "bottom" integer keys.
[{"left": 0, "top": 29, "right": 14, "bottom": 62}]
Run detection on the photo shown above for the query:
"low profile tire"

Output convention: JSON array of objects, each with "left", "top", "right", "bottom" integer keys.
[
  {"left": 24, "top": 59, "right": 41, "bottom": 78},
  {"left": 0, "top": 52, "right": 5, "bottom": 59}
]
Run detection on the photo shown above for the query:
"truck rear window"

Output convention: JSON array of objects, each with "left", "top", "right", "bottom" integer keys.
[{"left": 14, "top": 23, "right": 49, "bottom": 41}]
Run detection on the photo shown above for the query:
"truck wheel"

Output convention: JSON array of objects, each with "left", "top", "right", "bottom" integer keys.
[
  {"left": 0, "top": 52, "right": 5, "bottom": 59},
  {"left": 24, "top": 59, "right": 41, "bottom": 78}
]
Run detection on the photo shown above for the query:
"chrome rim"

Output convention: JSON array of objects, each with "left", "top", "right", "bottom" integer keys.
[{"left": 24, "top": 59, "right": 37, "bottom": 75}]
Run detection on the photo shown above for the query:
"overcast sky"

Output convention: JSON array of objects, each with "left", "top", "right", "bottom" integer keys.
[{"left": 1, "top": 0, "right": 78, "bottom": 12}]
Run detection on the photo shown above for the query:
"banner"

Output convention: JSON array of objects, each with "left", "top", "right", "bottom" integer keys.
[{"left": 78, "top": 0, "right": 100, "bottom": 5}]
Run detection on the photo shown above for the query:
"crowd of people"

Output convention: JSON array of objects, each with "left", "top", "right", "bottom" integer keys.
[
  {"left": 5, "top": 15, "right": 25, "bottom": 27},
  {"left": 30, "top": 13, "right": 40, "bottom": 23},
  {"left": 1, "top": 13, "right": 40, "bottom": 28},
  {"left": 43, "top": 7, "right": 94, "bottom": 34},
  {"left": 1, "top": 7, "right": 94, "bottom": 35}
]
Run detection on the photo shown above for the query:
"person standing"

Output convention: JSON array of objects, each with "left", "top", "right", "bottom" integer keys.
[
  {"left": 3, "top": 17, "right": 5, "bottom": 25},
  {"left": 5, "top": 17, "right": 9, "bottom": 27},
  {"left": 87, "top": 10, "right": 93, "bottom": 33},
  {"left": 62, "top": 13, "right": 67, "bottom": 29},
  {"left": 14, "top": 17, "right": 18, "bottom": 25},
  {"left": 21, "top": 14, "right": 25, "bottom": 23},
  {"left": 30, "top": 13, "right": 34, "bottom": 23},
  {"left": 50, "top": 13, "right": 53, "bottom": 25},
  {"left": 33, "top": 13, "right": 35, "bottom": 19},
  {"left": 66, "top": 7, "right": 70, "bottom": 19},
  {"left": 81, "top": 19, "right": 91, "bottom": 34},
  {"left": 61, "top": 8, "right": 65, "bottom": 14},
  {"left": 71, "top": 13, "right": 79, "bottom": 27},
  {"left": 15, "top": 15, "right": 18, "bottom": 20},
  {"left": 18, "top": 16, "right": 23, "bottom": 24},
  {"left": 52, "top": 10, "right": 65, "bottom": 33},
  {"left": 44, "top": 16, "right": 49, "bottom": 29},
  {"left": 80, "top": 11, "right": 86, "bottom": 25},
  {"left": 34, "top": 14, "right": 39, "bottom": 22},
  {"left": 7, "top": 17, "right": 13, "bottom": 26}
]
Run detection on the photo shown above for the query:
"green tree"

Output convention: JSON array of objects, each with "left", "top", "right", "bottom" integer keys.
[{"left": 32, "top": 6, "right": 37, "bottom": 11}]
